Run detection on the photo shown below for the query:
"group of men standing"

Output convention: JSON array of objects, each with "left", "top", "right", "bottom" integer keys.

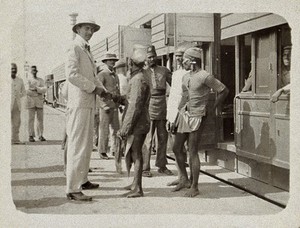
[
  {"left": 61, "top": 15, "right": 232, "bottom": 201},
  {"left": 11, "top": 15, "right": 230, "bottom": 201}
]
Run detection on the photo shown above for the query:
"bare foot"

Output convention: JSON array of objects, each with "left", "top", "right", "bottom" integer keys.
[
  {"left": 124, "top": 184, "right": 133, "bottom": 190},
  {"left": 127, "top": 190, "right": 144, "bottom": 198},
  {"left": 171, "top": 180, "right": 191, "bottom": 192},
  {"left": 167, "top": 179, "right": 180, "bottom": 186},
  {"left": 184, "top": 188, "right": 199, "bottom": 197}
]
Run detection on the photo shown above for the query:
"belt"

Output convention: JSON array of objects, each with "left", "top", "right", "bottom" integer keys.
[{"left": 151, "top": 94, "right": 166, "bottom": 98}]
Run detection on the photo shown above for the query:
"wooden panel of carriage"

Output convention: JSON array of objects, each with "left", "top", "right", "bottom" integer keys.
[{"left": 219, "top": 13, "right": 290, "bottom": 189}]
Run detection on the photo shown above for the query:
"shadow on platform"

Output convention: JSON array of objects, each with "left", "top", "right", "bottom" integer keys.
[{"left": 11, "top": 165, "right": 64, "bottom": 173}]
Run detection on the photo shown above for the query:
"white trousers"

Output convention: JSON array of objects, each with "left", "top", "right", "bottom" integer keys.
[
  {"left": 66, "top": 108, "right": 94, "bottom": 193},
  {"left": 11, "top": 102, "right": 21, "bottom": 142},
  {"left": 28, "top": 107, "right": 43, "bottom": 138}
]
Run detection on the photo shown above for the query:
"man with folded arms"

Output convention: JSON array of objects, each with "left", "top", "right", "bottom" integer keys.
[{"left": 25, "top": 65, "right": 47, "bottom": 142}]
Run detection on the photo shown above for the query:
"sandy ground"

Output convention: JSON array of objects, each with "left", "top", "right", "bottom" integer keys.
[{"left": 10, "top": 105, "right": 283, "bottom": 216}]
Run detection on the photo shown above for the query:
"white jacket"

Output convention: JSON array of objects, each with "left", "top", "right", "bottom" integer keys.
[{"left": 66, "top": 35, "right": 104, "bottom": 108}]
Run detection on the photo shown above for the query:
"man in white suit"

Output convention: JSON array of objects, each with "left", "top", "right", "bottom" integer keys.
[
  {"left": 25, "top": 65, "right": 47, "bottom": 142},
  {"left": 11, "top": 63, "right": 25, "bottom": 144},
  {"left": 65, "top": 17, "right": 111, "bottom": 201}
]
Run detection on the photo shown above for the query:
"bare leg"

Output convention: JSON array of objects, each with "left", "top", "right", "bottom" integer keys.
[
  {"left": 185, "top": 128, "right": 202, "bottom": 197},
  {"left": 63, "top": 136, "right": 68, "bottom": 175},
  {"left": 171, "top": 133, "right": 190, "bottom": 192},
  {"left": 126, "top": 134, "right": 146, "bottom": 198},
  {"left": 167, "top": 147, "right": 189, "bottom": 186},
  {"left": 188, "top": 147, "right": 193, "bottom": 184}
]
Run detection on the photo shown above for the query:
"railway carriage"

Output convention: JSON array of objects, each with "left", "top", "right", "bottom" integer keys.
[{"left": 47, "top": 13, "right": 291, "bottom": 192}]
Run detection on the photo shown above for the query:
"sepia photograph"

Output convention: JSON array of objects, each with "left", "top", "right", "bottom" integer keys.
[{"left": 1, "top": 0, "right": 300, "bottom": 227}]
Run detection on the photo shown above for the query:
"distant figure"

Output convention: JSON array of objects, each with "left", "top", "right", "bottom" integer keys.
[
  {"left": 97, "top": 53, "right": 120, "bottom": 159},
  {"left": 65, "top": 16, "right": 111, "bottom": 201},
  {"left": 11, "top": 63, "right": 25, "bottom": 144},
  {"left": 118, "top": 47, "right": 151, "bottom": 198},
  {"left": 142, "top": 45, "right": 173, "bottom": 177},
  {"left": 25, "top": 66, "right": 47, "bottom": 142},
  {"left": 271, "top": 45, "right": 291, "bottom": 102}
]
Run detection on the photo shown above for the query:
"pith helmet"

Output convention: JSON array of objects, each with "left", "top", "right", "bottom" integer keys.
[
  {"left": 72, "top": 16, "right": 101, "bottom": 34},
  {"left": 183, "top": 47, "right": 202, "bottom": 60},
  {"left": 147, "top": 45, "right": 157, "bottom": 58},
  {"left": 101, "top": 53, "right": 119, "bottom": 63},
  {"left": 114, "top": 59, "right": 126, "bottom": 68}
]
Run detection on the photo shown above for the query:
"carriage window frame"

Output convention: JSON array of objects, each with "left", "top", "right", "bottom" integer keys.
[
  {"left": 276, "top": 24, "right": 291, "bottom": 90},
  {"left": 238, "top": 34, "right": 252, "bottom": 93}
]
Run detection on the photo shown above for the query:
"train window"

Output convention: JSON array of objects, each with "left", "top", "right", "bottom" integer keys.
[
  {"left": 255, "top": 29, "right": 277, "bottom": 94},
  {"left": 277, "top": 25, "right": 291, "bottom": 89},
  {"left": 240, "top": 34, "right": 252, "bottom": 92}
]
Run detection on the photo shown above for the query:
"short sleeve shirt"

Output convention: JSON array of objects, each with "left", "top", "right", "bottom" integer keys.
[{"left": 182, "top": 70, "right": 225, "bottom": 116}]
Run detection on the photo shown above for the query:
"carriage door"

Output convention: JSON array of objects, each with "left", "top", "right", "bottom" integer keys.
[
  {"left": 235, "top": 29, "right": 277, "bottom": 163},
  {"left": 119, "top": 26, "right": 151, "bottom": 60}
]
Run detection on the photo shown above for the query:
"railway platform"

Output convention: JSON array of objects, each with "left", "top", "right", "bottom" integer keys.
[{"left": 6, "top": 105, "right": 295, "bottom": 226}]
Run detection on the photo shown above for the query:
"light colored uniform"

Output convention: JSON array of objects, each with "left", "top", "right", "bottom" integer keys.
[
  {"left": 11, "top": 76, "right": 25, "bottom": 142},
  {"left": 166, "top": 68, "right": 188, "bottom": 123},
  {"left": 65, "top": 34, "right": 103, "bottom": 194},
  {"left": 25, "top": 76, "right": 47, "bottom": 138}
]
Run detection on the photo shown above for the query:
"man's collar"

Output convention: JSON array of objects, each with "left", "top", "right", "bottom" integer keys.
[
  {"left": 103, "top": 65, "right": 115, "bottom": 74},
  {"left": 75, "top": 34, "right": 89, "bottom": 48}
]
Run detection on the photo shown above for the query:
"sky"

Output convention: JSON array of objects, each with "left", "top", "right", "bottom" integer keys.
[
  {"left": 2, "top": 0, "right": 149, "bottom": 77},
  {"left": 1, "top": 0, "right": 300, "bottom": 79}
]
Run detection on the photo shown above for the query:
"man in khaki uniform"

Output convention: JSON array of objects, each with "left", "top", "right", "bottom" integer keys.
[
  {"left": 65, "top": 17, "right": 110, "bottom": 201},
  {"left": 25, "top": 66, "right": 47, "bottom": 142},
  {"left": 11, "top": 63, "right": 25, "bottom": 144},
  {"left": 97, "top": 53, "right": 120, "bottom": 159}
]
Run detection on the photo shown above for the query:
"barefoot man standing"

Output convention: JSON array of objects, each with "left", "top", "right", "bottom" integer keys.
[
  {"left": 171, "top": 47, "right": 228, "bottom": 197},
  {"left": 118, "top": 46, "right": 151, "bottom": 198}
]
